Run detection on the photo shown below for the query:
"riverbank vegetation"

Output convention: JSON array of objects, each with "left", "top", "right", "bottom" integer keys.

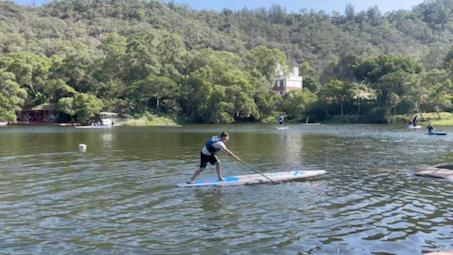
[
  {"left": 121, "top": 112, "right": 178, "bottom": 126},
  {"left": 2, "top": 0, "right": 453, "bottom": 124},
  {"left": 390, "top": 112, "right": 453, "bottom": 125}
]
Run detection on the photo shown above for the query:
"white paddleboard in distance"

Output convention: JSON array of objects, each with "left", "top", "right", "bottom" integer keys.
[
  {"left": 177, "top": 170, "right": 326, "bottom": 187},
  {"left": 275, "top": 127, "right": 289, "bottom": 130},
  {"left": 75, "top": 125, "right": 113, "bottom": 129},
  {"left": 408, "top": 125, "right": 421, "bottom": 129},
  {"left": 301, "top": 123, "right": 322, "bottom": 126}
]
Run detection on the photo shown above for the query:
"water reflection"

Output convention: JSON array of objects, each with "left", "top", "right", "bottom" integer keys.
[
  {"left": 193, "top": 189, "right": 226, "bottom": 213},
  {"left": 102, "top": 133, "right": 113, "bottom": 145},
  {"left": 277, "top": 133, "right": 304, "bottom": 171}
]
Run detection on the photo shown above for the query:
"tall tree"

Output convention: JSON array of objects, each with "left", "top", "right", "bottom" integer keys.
[
  {"left": 282, "top": 89, "right": 318, "bottom": 120},
  {"left": 57, "top": 92, "right": 104, "bottom": 124},
  {"left": 0, "top": 52, "right": 52, "bottom": 96},
  {"left": 0, "top": 72, "right": 27, "bottom": 121},
  {"left": 132, "top": 76, "right": 179, "bottom": 113},
  {"left": 247, "top": 46, "right": 287, "bottom": 88},
  {"left": 354, "top": 54, "right": 423, "bottom": 107}
]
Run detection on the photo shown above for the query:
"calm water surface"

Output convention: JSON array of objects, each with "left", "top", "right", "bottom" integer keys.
[{"left": 0, "top": 124, "right": 453, "bottom": 254}]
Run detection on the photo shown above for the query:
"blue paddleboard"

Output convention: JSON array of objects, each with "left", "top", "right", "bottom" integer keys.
[{"left": 177, "top": 170, "right": 326, "bottom": 187}]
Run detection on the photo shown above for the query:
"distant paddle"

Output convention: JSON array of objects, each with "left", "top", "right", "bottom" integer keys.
[{"left": 238, "top": 160, "right": 278, "bottom": 184}]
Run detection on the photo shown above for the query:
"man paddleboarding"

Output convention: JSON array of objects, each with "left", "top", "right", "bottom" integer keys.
[
  {"left": 427, "top": 123, "right": 435, "bottom": 133},
  {"left": 189, "top": 132, "right": 240, "bottom": 184},
  {"left": 279, "top": 115, "right": 284, "bottom": 125}
]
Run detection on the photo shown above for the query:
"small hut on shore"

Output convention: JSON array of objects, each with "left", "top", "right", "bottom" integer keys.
[{"left": 16, "top": 103, "right": 57, "bottom": 123}]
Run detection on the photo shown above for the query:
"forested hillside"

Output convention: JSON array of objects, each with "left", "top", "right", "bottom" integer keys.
[{"left": 2, "top": 0, "right": 453, "bottom": 124}]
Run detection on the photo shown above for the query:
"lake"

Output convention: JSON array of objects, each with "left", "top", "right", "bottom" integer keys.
[{"left": 0, "top": 124, "right": 452, "bottom": 254}]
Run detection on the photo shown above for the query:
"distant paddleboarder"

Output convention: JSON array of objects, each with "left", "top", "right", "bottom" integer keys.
[
  {"left": 279, "top": 115, "right": 284, "bottom": 125},
  {"left": 189, "top": 132, "right": 240, "bottom": 184},
  {"left": 413, "top": 115, "right": 418, "bottom": 126},
  {"left": 427, "top": 123, "right": 435, "bottom": 133}
]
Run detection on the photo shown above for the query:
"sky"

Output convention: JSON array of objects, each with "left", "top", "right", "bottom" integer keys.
[{"left": 14, "top": 0, "right": 425, "bottom": 14}]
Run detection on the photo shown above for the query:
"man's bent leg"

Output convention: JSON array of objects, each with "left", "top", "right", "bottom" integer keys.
[{"left": 190, "top": 168, "right": 204, "bottom": 184}]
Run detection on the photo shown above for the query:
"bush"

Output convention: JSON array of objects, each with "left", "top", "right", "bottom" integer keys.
[
  {"left": 122, "top": 111, "right": 178, "bottom": 126},
  {"left": 365, "top": 107, "right": 389, "bottom": 123},
  {"left": 261, "top": 111, "right": 282, "bottom": 123},
  {"left": 306, "top": 102, "right": 329, "bottom": 122},
  {"left": 396, "top": 100, "right": 416, "bottom": 114}
]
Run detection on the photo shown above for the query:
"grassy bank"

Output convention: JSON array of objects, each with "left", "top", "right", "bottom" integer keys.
[
  {"left": 426, "top": 118, "right": 453, "bottom": 125},
  {"left": 389, "top": 112, "right": 453, "bottom": 125},
  {"left": 121, "top": 113, "right": 179, "bottom": 126},
  {"left": 317, "top": 112, "right": 453, "bottom": 125},
  {"left": 119, "top": 111, "right": 453, "bottom": 126}
]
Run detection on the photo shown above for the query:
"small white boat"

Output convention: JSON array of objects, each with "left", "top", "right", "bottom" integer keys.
[
  {"left": 100, "top": 112, "right": 118, "bottom": 126},
  {"left": 59, "top": 123, "right": 79, "bottom": 127},
  {"left": 177, "top": 170, "right": 326, "bottom": 187},
  {"left": 0, "top": 122, "right": 8, "bottom": 126},
  {"left": 275, "top": 126, "right": 289, "bottom": 130},
  {"left": 154, "top": 125, "right": 182, "bottom": 127},
  {"left": 75, "top": 125, "right": 113, "bottom": 129},
  {"left": 408, "top": 125, "right": 421, "bottom": 129},
  {"left": 301, "top": 123, "right": 322, "bottom": 126}
]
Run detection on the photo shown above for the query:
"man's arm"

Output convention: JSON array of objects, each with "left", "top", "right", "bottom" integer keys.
[
  {"left": 216, "top": 142, "right": 240, "bottom": 161},
  {"left": 224, "top": 149, "right": 240, "bottom": 161}
]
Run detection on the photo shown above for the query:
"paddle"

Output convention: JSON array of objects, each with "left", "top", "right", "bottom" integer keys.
[{"left": 238, "top": 160, "right": 278, "bottom": 184}]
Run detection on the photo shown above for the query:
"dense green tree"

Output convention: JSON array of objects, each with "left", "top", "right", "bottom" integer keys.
[
  {"left": 282, "top": 89, "right": 318, "bottom": 120},
  {"left": 404, "top": 69, "right": 453, "bottom": 112},
  {"left": 225, "top": 85, "right": 259, "bottom": 119},
  {"left": 179, "top": 70, "right": 214, "bottom": 122},
  {"left": 332, "top": 54, "right": 360, "bottom": 83},
  {"left": 97, "top": 33, "right": 128, "bottom": 81},
  {"left": 52, "top": 48, "right": 99, "bottom": 94},
  {"left": 132, "top": 76, "right": 179, "bottom": 112},
  {"left": 319, "top": 80, "right": 357, "bottom": 116},
  {"left": 44, "top": 78, "right": 76, "bottom": 102},
  {"left": 0, "top": 72, "right": 27, "bottom": 121},
  {"left": 298, "top": 63, "right": 317, "bottom": 77},
  {"left": 320, "top": 80, "right": 355, "bottom": 99},
  {"left": 57, "top": 92, "right": 103, "bottom": 124},
  {"left": 247, "top": 46, "right": 287, "bottom": 87},
  {"left": 354, "top": 55, "right": 423, "bottom": 107},
  {"left": 125, "top": 29, "right": 161, "bottom": 82},
  {"left": 254, "top": 88, "right": 281, "bottom": 118},
  {"left": 299, "top": 62, "right": 322, "bottom": 93},
  {"left": 0, "top": 52, "right": 52, "bottom": 95}
]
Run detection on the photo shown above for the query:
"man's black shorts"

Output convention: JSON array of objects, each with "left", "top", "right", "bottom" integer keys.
[{"left": 200, "top": 152, "right": 219, "bottom": 168}]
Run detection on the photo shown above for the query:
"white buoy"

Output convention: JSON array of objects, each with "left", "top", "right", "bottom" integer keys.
[{"left": 79, "top": 144, "right": 87, "bottom": 152}]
